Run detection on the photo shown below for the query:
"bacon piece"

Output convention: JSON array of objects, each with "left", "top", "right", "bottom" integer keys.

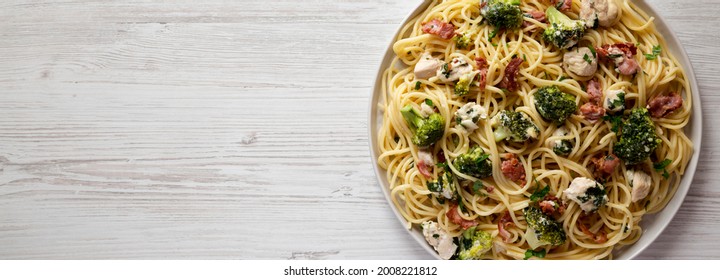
[
  {"left": 538, "top": 195, "right": 566, "bottom": 218},
  {"left": 475, "top": 57, "right": 488, "bottom": 69},
  {"left": 485, "top": 185, "right": 495, "bottom": 193},
  {"left": 497, "top": 211, "right": 514, "bottom": 243},
  {"left": 580, "top": 103, "right": 606, "bottom": 123},
  {"left": 446, "top": 203, "right": 479, "bottom": 229},
  {"left": 436, "top": 150, "right": 446, "bottom": 163},
  {"left": 613, "top": 43, "right": 638, "bottom": 56},
  {"left": 586, "top": 79, "right": 603, "bottom": 105},
  {"left": 421, "top": 19, "right": 456, "bottom": 40},
  {"left": 578, "top": 220, "right": 608, "bottom": 244},
  {"left": 558, "top": 0, "right": 573, "bottom": 11},
  {"left": 538, "top": 201, "right": 555, "bottom": 215},
  {"left": 597, "top": 43, "right": 640, "bottom": 75},
  {"left": 592, "top": 153, "right": 621, "bottom": 178},
  {"left": 499, "top": 57, "right": 523, "bottom": 92},
  {"left": 522, "top": 10, "right": 546, "bottom": 28},
  {"left": 475, "top": 57, "right": 489, "bottom": 90},
  {"left": 647, "top": 92, "right": 683, "bottom": 118},
  {"left": 547, "top": 0, "right": 572, "bottom": 11},
  {"left": 595, "top": 46, "right": 609, "bottom": 60},
  {"left": 416, "top": 149, "right": 434, "bottom": 178},
  {"left": 617, "top": 58, "right": 640, "bottom": 76},
  {"left": 596, "top": 43, "right": 638, "bottom": 60},
  {"left": 501, "top": 154, "right": 526, "bottom": 185}
]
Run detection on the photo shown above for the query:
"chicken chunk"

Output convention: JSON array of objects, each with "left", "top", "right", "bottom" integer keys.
[
  {"left": 414, "top": 53, "right": 443, "bottom": 80},
  {"left": 627, "top": 169, "right": 652, "bottom": 202},
  {"left": 580, "top": 0, "right": 620, "bottom": 28},
  {"left": 563, "top": 177, "right": 608, "bottom": 212},
  {"left": 437, "top": 56, "right": 477, "bottom": 83},
  {"left": 603, "top": 89, "right": 625, "bottom": 113},
  {"left": 563, "top": 47, "right": 598, "bottom": 78},
  {"left": 455, "top": 102, "right": 488, "bottom": 133},
  {"left": 421, "top": 221, "right": 458, "bottom": 260}
]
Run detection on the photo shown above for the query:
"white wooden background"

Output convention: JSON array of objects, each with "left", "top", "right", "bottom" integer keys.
[{"left": 0, "top": 0, "right": 718, "bottom": 259}]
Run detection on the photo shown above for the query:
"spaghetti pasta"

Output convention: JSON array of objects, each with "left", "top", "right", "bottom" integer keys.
[{"left": 376, "top": 0, "right": 692, "bottom": 260}]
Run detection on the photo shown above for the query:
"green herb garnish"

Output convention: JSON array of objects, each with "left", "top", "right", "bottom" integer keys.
[
  {"left": 524, "top": 248, "right": 547, "bottom": 260},
  {"left": 530, "top": 181, "right": 550, "bottom": 202},
  {"left": 603, "top": 115, "right": 623, "bottom": 133},
  {"left": 654, "top": 159, "right": 672, "bottom": 179},
  {"left": 645, "top": 45, "right": 662, "bottom": 60},
  {"left": 472, "top": 181, "right": 484, "bottom": 194}
]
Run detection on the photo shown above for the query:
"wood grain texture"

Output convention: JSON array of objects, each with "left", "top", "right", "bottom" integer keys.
[{"left": 0, "top": 0, "right": 718, "bottom": 259}]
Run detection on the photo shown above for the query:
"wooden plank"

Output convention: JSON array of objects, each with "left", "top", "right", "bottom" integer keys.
[{"left": 0, "top": 0, "right": 718, "bottom": 259}]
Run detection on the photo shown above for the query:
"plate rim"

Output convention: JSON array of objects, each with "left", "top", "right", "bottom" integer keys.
[{"left": 367, "top": 0, "right": 703, "bottom": 260}]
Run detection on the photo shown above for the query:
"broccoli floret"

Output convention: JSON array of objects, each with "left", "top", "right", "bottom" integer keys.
[
  {"left": 523, "top": 206, "right": 566, "bottom": 248},
  {"left": 480, "top": 0, "right": 523, "bottom": 30},
  {"left": 534, "top": 85, "right": 578, "bottom": 124},
  {"left": 453, "top": 33, "right": 472, "bottom": 49},
  {"left": 427, "top": 170, "right": 456, "bottom": 200},
  {"left": 401, "top": 105, "right": 446, "bottom": 147},
  {"left": 490, "top": 110, "right": 540, "bottom": 142},
  {"left": 454, "top": 71, "right": 478, "bottom": 96},
  {"left": 453, "top": 147, "right": 493, "bottom": 178},
  {"left": 457, "top": 226, "right": 493, "bottom": 260},
  {"left": 614, "top": 108, "right": 662, "bottom": 165},
  {"left": 542, "top": 7, "right": 586, "bottom": 49}
]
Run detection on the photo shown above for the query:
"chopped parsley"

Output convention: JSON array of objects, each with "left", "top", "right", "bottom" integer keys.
[
  {"left": 583, "top": 53, "right": 593, "bottom": 64},
  {"left": 424, "top": 98, "right": 433, "bottom": 106},
  {"left": 607, "top": 53, "right": 623, "bottom": 59},
  {"left": 558, "top": 76, "right": 568, "bottom": 81},
  {"left": 436, "top": 162, "right": 449, "bottom": 170},
  {"left": 442, "top": 63, "right": 450, "bottom": 78},
  {"left": 472, "top": 181, "right": 484, "bottom": 194},
  {"left": 577, "top": 183, "right": 607, "bottom": 209},
  {"left": 608, "top": 92, "right": 625, "bottom": 110},
  {"left": 524, "top": 248, "right": 547, "bottom": 260},
  {"left": 415, "top": 81, "right": 422, "bottom": 90},
  {"left": 645, "top": 45, "right": 662, "bottom": 60},
  {"left": 589, "top": 46, "right": 597, "bottom": 58},
  {"left": 530, "top": 180, "right": 550, "bottom": 202},
  {"left": 523, "top": 54, "right": 527, "bottom": 61},
  {"left": 654, "top": 159, "right": 672, "bottom": 179},
  {"left": 427, "top": 181, "right": 441, "bottom": 193},
  {"left": 488, "top": 26, "right": 499, "bottom": 40},
  {"left": 603, "top": 115, "right": 623, "bottom": 133}
]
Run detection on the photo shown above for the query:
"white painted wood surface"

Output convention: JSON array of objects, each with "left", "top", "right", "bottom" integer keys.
[{"left": 0, "top": 0, "right": 718, "bottom": 259}]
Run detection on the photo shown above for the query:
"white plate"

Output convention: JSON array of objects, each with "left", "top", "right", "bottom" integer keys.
[{"left": 368, "top": 0, "right": 702, "bottom": 260}]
